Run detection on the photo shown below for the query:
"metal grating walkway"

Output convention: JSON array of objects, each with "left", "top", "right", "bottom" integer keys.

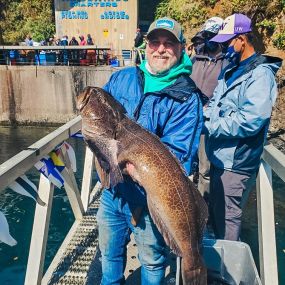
[{"left": 44, "top": 190, "right": 177, "bottom": 285}]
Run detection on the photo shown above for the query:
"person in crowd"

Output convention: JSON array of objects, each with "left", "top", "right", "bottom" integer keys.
[
  {"left": 53, "top": 37, "right": 62, "bottom": 65},
  {"left": 69, "top": 36, "right": 79, "bottom": 46},
  {"left": 40, "top": 39, "right": 47, "bottom": 46},
  {"left": 79, "top": 35, "right": 86, "bottom": 46},
  {"left": 60, "top": 35, "right": 69, "bottom": 46},
  {"left": 69, "top": 36, "right": 79, "bottom": 66},
  {"left": 134, "top": 27, "right": 144, "bottom": 48},
  {"left": 86, "top": 34, "right": 94, "bottom": 45},
  {"left": 189, "top": 17, "right": 229, "bottom": 204},
  {"left": 60, "top": 35, "right": 69, "bottom": 65},
  {"left": 86, "top": 34, "right": 96, "bottom": 65},
  {"left": 97, "top": 17, "right": 203, "bottom": 284},
  {"left": 204, "top": 13, "right": 282, "bottom": 241},
  {"left": 55, "top": 38, "right": 61, "bottom": 46},
  {"left": 48, "top": 36, "right": 56, "bottom": 46},
  {"left": 25, "top": 35, "right": 33, "bottom": 46},
  {"left": 134, "top": 35, "right": 147, "bottom": 64},
  {"left": 25, "top": 35, "right": 34, "bottom": 64},
  {"left": 79, "top": 35, "right": 87, "bottom": 61}
]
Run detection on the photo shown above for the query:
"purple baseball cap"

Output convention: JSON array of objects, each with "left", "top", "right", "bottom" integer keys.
[{"left": 210, "top": 13, "right": 252, "bottom": 43}]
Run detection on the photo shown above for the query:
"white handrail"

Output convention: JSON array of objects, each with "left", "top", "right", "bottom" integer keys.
[
  {"left": 256, "top": 143, "right": 285, "bottom": 285},
  {"left": 0, "top": 116, "right": 82, "bottom": 191}
]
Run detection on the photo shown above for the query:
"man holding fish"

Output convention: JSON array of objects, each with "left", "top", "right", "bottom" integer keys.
[{"left": 79, "top": 17, "right": 207, "bottom": 285}]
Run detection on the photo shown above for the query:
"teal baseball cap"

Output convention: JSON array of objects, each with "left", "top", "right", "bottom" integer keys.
[{"left": 147, "top": 17, "right": 185, "bottom": 43}]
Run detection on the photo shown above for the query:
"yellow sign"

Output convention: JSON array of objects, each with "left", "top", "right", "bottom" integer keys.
[{"left": 103, "top": 29, "right": 109, "bottom": 38}]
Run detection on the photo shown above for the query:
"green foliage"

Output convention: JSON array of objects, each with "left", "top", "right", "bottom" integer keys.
[
  {"left": 256, "top": 19, "right": 276, "bottom": 31},
  {"left": 0, "top": 0, "right": 55, "bottom": 44},
  {"left": 231, "top": 0, "right": 248, "bottom": 10},
  {"left": 155, "top": 0, "right": 285, "bottom": 51},
  {"left": 155, "top": 0, "right": 208, "bottom": 28},
  {"left": 273, "top": 32, "right": 285, "bottom": 50}
]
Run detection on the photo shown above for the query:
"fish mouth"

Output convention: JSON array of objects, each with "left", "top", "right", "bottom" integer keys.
[{"left": 77, "top": 87, "right": 92, "bottom": 111}]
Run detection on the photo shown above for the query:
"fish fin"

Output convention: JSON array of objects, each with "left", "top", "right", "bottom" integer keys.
[
  {"left": 94, "top": 155, "right": 124, "bottom": 188},
  {"left": 147, "top": 199, "right": 183, "bottom": 257},
  {"left": 85, "top": 137, "right": 124, "bottom": 188},
  {"left": 188, "top": 179, "right": 208, "bottom": 240},
  {"left": 94, "top": 156, "right": 110, "bottom": 189},
  {"left": 109, "top": 165, "right": 124, "bottom": 188}
]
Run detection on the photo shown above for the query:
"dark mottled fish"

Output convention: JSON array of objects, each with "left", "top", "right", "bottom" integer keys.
[{"left": 77, "top": 86, "right": 208, "bottom": 284}]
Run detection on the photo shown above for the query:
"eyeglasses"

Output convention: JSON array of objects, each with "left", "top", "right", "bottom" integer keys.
[{"left": 147, "top": 39, "right": 179, "bottom": 50}]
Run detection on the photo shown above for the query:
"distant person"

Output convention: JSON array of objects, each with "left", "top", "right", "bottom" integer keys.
[
  {"left": 86, "top": 34, "right": 96, "bottom": 65},
  {"left": 79, "top": 35, "right": 87, "bottom": 61},
  {"left": 25, "top": 35, "right": 34, "bottom": 64},
  {"left": 60, "top": 35, "right": 69, "bottom": 46},
  {"left": 40, "top": 39, "right": 47, "bottom": 46},
  {"left": 134, "top": 28, "right": 144, "bottom": 48},
  {"left": 204, "top": 13, "right": 283, "bottom": 241},
  {"left": 86, "top": 34, "right": 94, "bottom": 45},
  {"left": 69, "top": 36, "right": 79, "bottom": 66},
  {"left": 134, "top": 35, "right": 146, "bottom": 64},
  {"left": 69, "top": 36, "right": 79, "bottom": 46},
  {"left": 55, "top": 38, "right": 61, "bottom": 46},
  {"left": 79, "top": 35, "right": 86, "bottom": 46},
  {"left": 54, "top": 37, "right": 61, "bottom": 65},
  {"left": 189, "top": 17, "right": 229, "bottom": 204},
  {"left": 25, "top": 35, "right": 33, "bottom": 46},
  {"left": 60, "top": 35, "right": 69, "bottom": 65},
  {"left": 48, "top": 36, "right": 56, "bottom": 46}
]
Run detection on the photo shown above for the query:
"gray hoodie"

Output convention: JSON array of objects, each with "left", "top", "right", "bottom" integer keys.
[{"left": 190, "top": 52, "right": 229, "bottom": 100}]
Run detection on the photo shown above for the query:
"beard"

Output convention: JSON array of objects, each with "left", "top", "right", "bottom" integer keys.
[{"left": 147, "top": 54, "right": 179, "bottom": 75}]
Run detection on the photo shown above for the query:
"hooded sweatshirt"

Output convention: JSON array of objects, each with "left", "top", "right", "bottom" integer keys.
[{"left": 190, "top": 52, "right": 229, "bottom": 99}]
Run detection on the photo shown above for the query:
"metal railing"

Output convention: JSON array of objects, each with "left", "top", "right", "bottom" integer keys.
[
  {"left": 256, "top": 144, "right": 285, "bottom": 285},
  {"left": 0, "top": 45, "right": 139, "bottom": 67},
  {"left": 0, "top": 117, "right": 284, "bottom": 284},
  {"left": 0, "top": 45, "right": 112, "bottom": 66}
]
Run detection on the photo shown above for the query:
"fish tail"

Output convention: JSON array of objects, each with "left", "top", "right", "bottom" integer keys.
[{"left": 182, "top": 257, "right": 207, "bottom": 285}]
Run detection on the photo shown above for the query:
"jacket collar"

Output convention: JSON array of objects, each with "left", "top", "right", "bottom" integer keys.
[{"left": 137, "top": 67, "right": 197, "bottom": 102}]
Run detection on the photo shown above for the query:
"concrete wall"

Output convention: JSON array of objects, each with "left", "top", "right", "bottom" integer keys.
[
  {"left": 0, "top": 65, "right": 121, "bottom": 124},
  {"left": 1, "top": 65, "right": 284, "bottom": 129}
]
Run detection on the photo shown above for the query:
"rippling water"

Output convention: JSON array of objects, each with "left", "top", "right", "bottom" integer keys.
[{"left": 0, "top": 126, "right": 284, "bottom": 284}]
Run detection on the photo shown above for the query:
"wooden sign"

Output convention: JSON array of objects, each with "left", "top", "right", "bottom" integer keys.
[{"left": 54, "top": 0, "right": 138, "bottom": 53}]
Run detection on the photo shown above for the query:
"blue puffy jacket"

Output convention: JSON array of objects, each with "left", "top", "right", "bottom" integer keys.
[
  {"left": 103, "top": 66, "right": 203, "bottom": 205},
  {"left": 204, "top": 54, "right": 282, "bottom": 175}
]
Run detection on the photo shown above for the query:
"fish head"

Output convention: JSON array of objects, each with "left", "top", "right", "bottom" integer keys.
[{"left": 77, "top": 86, "right": 126, "bottom": 138}]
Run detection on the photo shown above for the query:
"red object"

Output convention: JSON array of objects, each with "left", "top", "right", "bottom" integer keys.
[{"left": 80, "top": 59, "right": 89, "bottom": 66}]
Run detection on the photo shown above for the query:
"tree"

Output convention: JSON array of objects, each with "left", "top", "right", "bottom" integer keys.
[
  {"left": 0, "top": 0, "right": 55, "bottom": 44},
  {"left": 155, "top": 0, "right": 285, "bottom": 50}
]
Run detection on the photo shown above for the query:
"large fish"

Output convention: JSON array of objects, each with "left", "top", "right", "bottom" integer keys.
[{"left": 77, "top": 86, "right": 208, "bottom": 285}]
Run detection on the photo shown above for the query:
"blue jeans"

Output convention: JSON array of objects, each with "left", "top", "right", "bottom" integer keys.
[{"left": 97, "top": 189, "right": 166, "bottom": 285}]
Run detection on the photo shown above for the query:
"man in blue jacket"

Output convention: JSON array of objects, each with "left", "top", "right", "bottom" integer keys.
[
  {"left": 204, "top": 13, "right": 282, "bottom": 241},
  {"left": 97, "top": 17, "right": 203, "bottom": 284}
]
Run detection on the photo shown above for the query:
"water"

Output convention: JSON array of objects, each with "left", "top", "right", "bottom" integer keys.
[
  {"left": 0, "top": 125, "right": 86, "bottom": 285},
  {"left": 0, "top": 126, "right": 284, "bottom": 284}
]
